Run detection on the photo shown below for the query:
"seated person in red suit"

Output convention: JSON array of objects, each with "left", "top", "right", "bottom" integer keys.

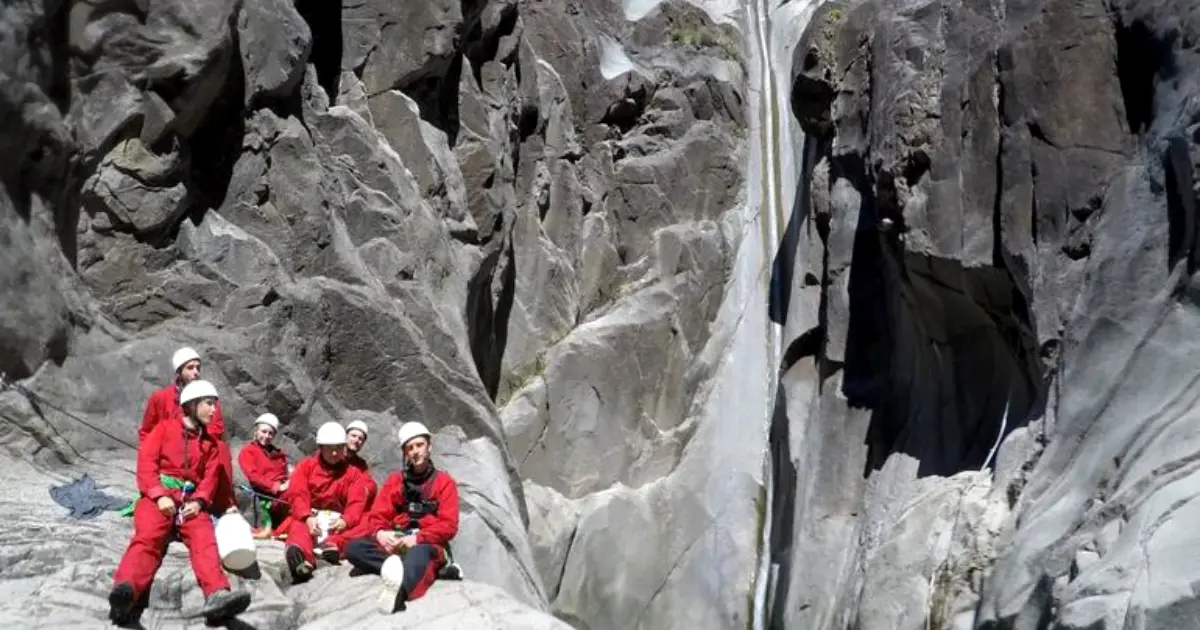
[
  {"left": 343, "top": 422, "right": 460, "bottom": 614},
  {"left": 236, "top": 413, "right": 290, "bottom": 534},
  {"left": 281, "top": 422, "right": 373, "bottom": 583}
]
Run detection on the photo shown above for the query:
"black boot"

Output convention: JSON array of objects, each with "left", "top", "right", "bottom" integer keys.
[
  {"left": 201, "top": 588, "right": 251, "bottom": 624},
  {"left": 107, "top": 582, "right": 136, "bottom": 626},
  {"left": 286, "top": 544, "right": 314, "bottom": 584}
]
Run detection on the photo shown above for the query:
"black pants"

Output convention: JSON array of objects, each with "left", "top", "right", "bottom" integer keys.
[{"left": 345, "top": 536, "right": 442, "bottom": 598}]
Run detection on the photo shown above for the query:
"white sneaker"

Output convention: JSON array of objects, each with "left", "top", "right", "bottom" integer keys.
[{"left": 377, "top": 555, "right": 406, "bottom": 614}]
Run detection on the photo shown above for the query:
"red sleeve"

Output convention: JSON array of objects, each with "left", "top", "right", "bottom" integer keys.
[
  {"left": 209, "top": 401, "right": 225, "bottom": 438},
  {"left": 362, "top": 473, "right": 404, "bottom": 535},
  {"left": 137, "top": 389, "right": 164, "bottom": 444},
  {"left": 416, "top": 473, "right": 459, "bottom": 547},
  {"left": 289, "top": 458, "right": 314, "bottom": 520},
  {"left": 238, "top": 444, "right": 279, "bottom": 494},
  {"left": 194, "top": 439, "right": 221, "bottom": 506},
  {"left": 361, "top": 472, "right": 378, "bottom": 505},
  {"left": 137, "top": 421, "right": 168, "bottom": 500},
  {"left": 339, "top": 468, "right": 373, "bottom": 529}
]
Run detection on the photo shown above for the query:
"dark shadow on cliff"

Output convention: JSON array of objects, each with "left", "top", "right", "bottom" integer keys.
[
  {"left": 766, "top": 379, "right": 797, "bottom": 630},
  {"left": 838, "top": 156, "right": 1045, "bottom": 478},
  {"left": 769, "top": 137, "right": 821, "bottom": 326},
  {"left": 1164, "top": 135, "right": 1200, "bottom": 277}
]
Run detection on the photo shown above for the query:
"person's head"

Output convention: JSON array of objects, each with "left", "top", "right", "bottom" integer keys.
[
  {"left": 179, "top": 380, "right": 219, "bottom": 427},
  {"left": 254, "top": 413, "right": 279, "bottom": 446},
  {"left": 172, "top": 347, "right": 202, "bottom": 385},
  {"left": 346, "top": 420, "right": 368, "bottom": 454},
  {"left": 315, "top": 422, "right": 347, "bottom": 465},
  {"left": 397, "top": 422, "right": 432, "bottom": 472}
]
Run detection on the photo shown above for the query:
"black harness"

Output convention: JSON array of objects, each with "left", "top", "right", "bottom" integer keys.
[{"left": 398, "top": 464, "right": 439, "bottom": 524}]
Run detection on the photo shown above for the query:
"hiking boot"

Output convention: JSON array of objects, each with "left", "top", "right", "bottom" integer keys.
[
  {"left": 201, "top": 588, "right": 251, "bottom": 624},
  {"left": 285, "top": 544, "right": 314, "bottom": 584},
  {"left": 376, "top": 555, "right": 407, "bottom": 614},
  {"left": 317, "top": 545, "right": 340, "bottom": 564},
  {"left": 107, "top": 582, "right": 136, "bottom": 625},
  {"left": 438, "top": 562, "right": 463, "bottom": 581}
]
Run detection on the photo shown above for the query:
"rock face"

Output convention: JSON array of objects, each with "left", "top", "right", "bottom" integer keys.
[
  {"left": 0, "top": 0, "right": 758, "bottom": 628},
  {"left": 8, "top": 0, "right": 1197, "bottom": 627},
  {"left": 769, "top": 0, "right": 1200, "bottom": 628}
]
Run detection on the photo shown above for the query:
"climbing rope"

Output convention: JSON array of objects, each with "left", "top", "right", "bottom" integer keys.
[
  {"left": 922, "top": 391, "right": 1013, "bottom": 630},
  {"left": 0, "top": 371, "right": 138, "bottom": 476}
]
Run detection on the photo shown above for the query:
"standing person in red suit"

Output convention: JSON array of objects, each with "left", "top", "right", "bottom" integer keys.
[
  {"left": 109, "top": 380, "right": 252, "bottom": 626},
  {"left": 139, "top": 347, "right": 237, "bottom": 515},
  {"left": 236, "top": 413, "right": 290, "bottom": 534},
  {"left": 281, "top": 422, "right": 374, "bottom": 583},
  {"left": 343, "top": 422, "right": 460, "bottom": 614}
]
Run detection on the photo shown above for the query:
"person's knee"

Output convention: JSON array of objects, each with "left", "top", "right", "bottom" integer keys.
[
  {"left": 402, "top": 544, "right": 438, "bottom": 572},
  {"left": 344, "top": 537, "right": 371, "bottom": 560}
]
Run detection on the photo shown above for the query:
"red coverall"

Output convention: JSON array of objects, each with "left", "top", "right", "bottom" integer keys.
[
  {"left": 139, "top": 384, "right": 237, "bottom": 512},
  {"left": 284, "top": 454, "right": 373, "bottom": 563},
  {"left": 346, "top": 452, "right": 377, "bottom": 502},
  {"left": 112, "top": 416, "right": 230, "bottom": 599},
  {"left": 347, "top": 469, "right": 460, "bottom": 600},
  {"left": 237, "top": 441, "right": 290, "bottom": 527}
]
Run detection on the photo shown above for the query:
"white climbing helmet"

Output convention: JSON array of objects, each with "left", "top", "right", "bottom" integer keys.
[
  {"left": 172, "top": 347, "right": 201, "bottom": 372},
  {"left": 179, "top": 380, "right": 219, "bottom": 405},
  {"left": 255, "top": 413, "right": 279, "bottom": 431},
  {"left": 397, "top": 422, "right": 431, "bottom": 447},
  {"left": 346, "top": 419, "right": 368, "bottom": 437},
  {"left": 315, "top": 422, "right": 347, "bottom": 445}
]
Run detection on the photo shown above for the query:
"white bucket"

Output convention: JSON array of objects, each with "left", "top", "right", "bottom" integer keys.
[{"left": 215, "top": 512, "right": 258, "bottom": 571}]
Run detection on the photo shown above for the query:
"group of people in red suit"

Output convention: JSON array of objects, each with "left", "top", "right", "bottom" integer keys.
[{"left": 107, "top": 347, "right": 462, "bottom": 626}]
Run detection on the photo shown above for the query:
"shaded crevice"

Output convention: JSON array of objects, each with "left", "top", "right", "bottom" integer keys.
[
  {"left": 401, "top": 54, "right": 464, "bottom": 146},
  {"left": 1114, "top": 18, "right": 1173, "bottom": 135},
  {"left": 294, "top": 0, "right": 343, "bottom": 102},
  {"left": 175, "top": 38, "right": 246, "bottom": 239},
  {"left": 466, "top": 235, "right": 516, "bottom": 400},
  {"left": 463, "top": 1, "right": 520, "bottom": 85}
]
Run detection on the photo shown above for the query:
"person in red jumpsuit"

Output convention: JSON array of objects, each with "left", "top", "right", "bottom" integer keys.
[
  {"left": 344, "top": 419, "right": 377, "bottom": 498},
  {"left": 343, "top": 421, "right": 460, "bottom": 614},
  {"left": 139, "top": 347, "right": 237, "bottom": 515},
  {"left": 282, "top": 422, "right": 373, "bottom": 583},
  {"left": 236, "top": 413, "right": 290, "bottom": 533},
  {"left": 109, "top": 380, "right": 252, "bottom": 626}
]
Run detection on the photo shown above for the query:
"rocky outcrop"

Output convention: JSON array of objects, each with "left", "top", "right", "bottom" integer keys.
[{"left": 771, "top": 0, "right": 1200, "bottom": 628}]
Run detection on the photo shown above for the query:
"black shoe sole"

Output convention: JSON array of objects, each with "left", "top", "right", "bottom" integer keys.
[{"left": 203, "top": 591, "right": 251, "bottom": 624}]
